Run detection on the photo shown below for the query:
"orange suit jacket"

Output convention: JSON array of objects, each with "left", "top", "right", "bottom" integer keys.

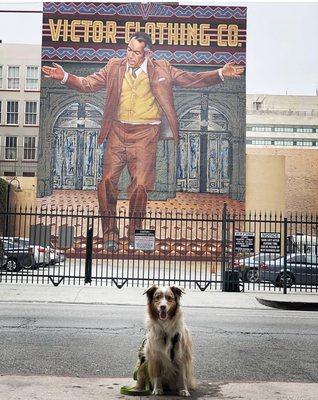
[{"left": 65, "top": 57, "right": 223, "bottom": 145}]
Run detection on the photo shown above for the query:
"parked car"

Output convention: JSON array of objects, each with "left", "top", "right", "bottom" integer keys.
[
  {"left": 259, "top": 253, "right": 318, "bottom": 287},
  {"left": 287, "top": 234, "right": 318, "bottom": 255},
  {"left": 2, "top": 237, "right": 50, "bottom": 267},
  {"left": 48, "top": 246, "right": 66, "bottom": 265},
  {"left": 232, "top": 253, "right": 279, "bottom": 282},
  {"left": 0, "top": 241, "right": 8, "bottom": 268},
  {"left": 0, "top": 238, "right": 35, "bottom": 272},
  {"left": 20, "top": 238, "right": 52, "bottom": 266}
]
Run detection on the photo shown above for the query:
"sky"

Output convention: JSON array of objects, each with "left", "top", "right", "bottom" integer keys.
[{"left": 0, "top": 0, "right": 318, "bottom": 95}]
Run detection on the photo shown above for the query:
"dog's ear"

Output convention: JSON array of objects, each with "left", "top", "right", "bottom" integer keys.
[
  {"left": 170, "top": 286, "right": 186, "bottom": 299},
  {"left": 143, "top": 285, "right": 158, "bottom": 301}
]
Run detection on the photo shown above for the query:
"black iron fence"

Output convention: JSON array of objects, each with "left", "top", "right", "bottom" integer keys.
[{"left": 0, "top": 204, "right": 318, "bottom": 292}]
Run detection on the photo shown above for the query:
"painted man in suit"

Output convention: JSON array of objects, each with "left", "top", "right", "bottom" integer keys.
[{"left": 42, "top": 32, "right": 244, "bottom": 250}]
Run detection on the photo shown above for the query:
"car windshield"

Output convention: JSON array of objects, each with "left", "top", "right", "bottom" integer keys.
[
  {"left": 288, "top": 254, "right": 318, "bottom": 265},
  {"left": 2, "top": 239, "right": 24, "bottom": 250},
  {"left": 245, "top": 254, "right": 279, "bottom": 262},
  {"left": 305, "top": 254, "right": 318, "bottom": 264},
  {"left": 19, "top": 240, "right": 30, "bottom": 247},
  {"left": 288, "top": 255, "right": 307, "bottom": 263}
]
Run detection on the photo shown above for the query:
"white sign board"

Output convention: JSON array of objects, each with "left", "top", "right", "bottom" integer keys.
[{"left": 134, "top": 229, "right": 155, "bottom": 251}]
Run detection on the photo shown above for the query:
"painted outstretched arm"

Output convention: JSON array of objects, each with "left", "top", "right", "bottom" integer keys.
[
  {"left": 169, "top": 61, "right": 244, "bottom": 88},
  {"left": 42, "top": 62, "right": 107, "bottom": 93}
]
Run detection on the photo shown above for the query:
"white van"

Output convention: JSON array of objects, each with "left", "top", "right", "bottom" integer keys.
[{"left": 287, "top": 234, "right": 318, "bottom": 255}]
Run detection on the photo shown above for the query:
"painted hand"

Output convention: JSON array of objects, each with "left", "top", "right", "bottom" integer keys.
[
  {"left": 221, "top": 61, "right": 245, "bottom": 78},
  {"left": 42, "top": 62, "right": 65, "bottom": 81}
]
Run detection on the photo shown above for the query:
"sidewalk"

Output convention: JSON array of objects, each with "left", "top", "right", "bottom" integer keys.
[
  {"left": 0, "top": 283, "right": 263, "bottom": 308},
  {"left": 1, "top": 375, "right": 318, "bottom": 400},
  {"left": 0, "top": 283, "right": 317, "bottom": 310}
]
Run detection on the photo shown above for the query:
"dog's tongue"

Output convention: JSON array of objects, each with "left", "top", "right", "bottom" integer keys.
[{"left": 159, "top": 310, "right": 167, "bottom": 320}]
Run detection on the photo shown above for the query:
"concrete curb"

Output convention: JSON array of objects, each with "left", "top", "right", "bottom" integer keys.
[
  {"left": 1, "top": 376, "right": 318, "bottom": 400},
  {"left": 256, "top": 297, "right": 318, "bottom": 311}
]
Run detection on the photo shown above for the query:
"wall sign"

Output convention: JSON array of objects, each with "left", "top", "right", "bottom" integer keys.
[
  {"left": 234, "top": 232, "right": 255, "bottom": 252},
  {"left": 260, "top": 232, "right": 281, "bottom": 254}
]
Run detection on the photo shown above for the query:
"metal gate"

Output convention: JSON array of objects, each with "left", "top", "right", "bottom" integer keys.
[{"left": 1, "top": 205, "right": 318, "bottom": 292}]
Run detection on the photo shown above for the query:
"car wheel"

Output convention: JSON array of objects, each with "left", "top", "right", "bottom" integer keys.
[
  {"left": 244, "top": 268, "right": 260, "bottom": 283},
  {"left": 275, "top": 272, "right": 295, "bottom": 288},
  {"left": 5, "top": 259, "right": 21, "bottom": 272}
]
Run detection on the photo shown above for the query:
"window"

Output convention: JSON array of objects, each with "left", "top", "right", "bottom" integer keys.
[
  {"left": 26, "top": 66, "right": 39, "bottom": 90},
  {"left": 251, "top": 126, "right": 272, "bottom": 132},
  {"left": 3, "top": 171, "right": 16, "bottom": 177},
  {"left": 253, "top": 101, "right": 262, "bottom": 111},
  {"left": 22, "top": 172, "right": 35, "bottom": 177},
  {"left": 207, "top": 107, "right": 228, "bottom": 131},
  {"left": 25, "top": 101, "right": 37, "bottom": 125},
  {"left": 297, "top": 128, "right": 313, "bottom": 133},
  {"left": 251, "top": 140, "right": 272, "bottom": 145},
  {"left": 0, "top": 65, "right": 2, "bottom": 88},
  {"left": 23, "top": 137, "right": 36, "bottom": 160},
  {"left": 305, "top": 247, "right": 318, "bottom": 257},
  {"left": 7, "top": 66, "right": 20, "bottom": 89},
  {"left": 6, "top": 101, "right": 19, "bottom": 124},
  {"left": 5, "top": 136, "right": 17, "bottom": 160},
  {"left": 274, "top": 127, "right": 294, "bottom": 133},
  {"left": 296, "top": 141, "right": 313, "bottom": 147},
  {"left": 274, "top": 140, "right": 294, "bottom": 147}
]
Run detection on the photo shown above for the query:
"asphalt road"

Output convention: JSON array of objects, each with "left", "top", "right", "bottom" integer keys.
[{"left": 0, "top": 303, "right": 317, "bottom": 382}]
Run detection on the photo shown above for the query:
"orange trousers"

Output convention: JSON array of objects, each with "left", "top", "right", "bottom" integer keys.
[{"left": 97, "top": 120, "right": 160, "bottom": 242}]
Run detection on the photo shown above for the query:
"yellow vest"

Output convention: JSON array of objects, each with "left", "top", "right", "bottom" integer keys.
[{"left": 117, "top": 71, "right": 161, "bottom": 123}]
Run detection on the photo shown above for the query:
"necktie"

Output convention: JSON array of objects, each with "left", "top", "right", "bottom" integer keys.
[{"left": 131, "top": 67, "right": 139, "bottom": 78}]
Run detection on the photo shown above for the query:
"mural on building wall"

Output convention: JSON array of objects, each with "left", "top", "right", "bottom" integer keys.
[{"left": 38, "top": 2, "right": 246, "bottom": 253}]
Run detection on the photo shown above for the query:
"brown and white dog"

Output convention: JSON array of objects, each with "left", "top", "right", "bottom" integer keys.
[{"left": 143, "top": 285, "right": 195, "bottom": 397}]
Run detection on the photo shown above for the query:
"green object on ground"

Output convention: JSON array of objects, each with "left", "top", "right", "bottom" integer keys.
[
  {"left": 120, "top": 383, "right": 151, "bottom": 396},
  {"left": 120, "top": 338, "right": 152, "bottom": 396}
]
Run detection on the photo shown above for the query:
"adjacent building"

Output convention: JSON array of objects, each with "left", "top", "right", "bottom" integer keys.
[
  {"left": 0, "top": 43, "right": 41, "bottom": 178},
  {"left": 246, "top": 94, "right": 318, "bottom": 213},
  {"left": 246, "top": 94, "right": 318, "bottom": 147}
]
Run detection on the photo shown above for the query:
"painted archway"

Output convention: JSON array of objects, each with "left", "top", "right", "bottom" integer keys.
[
  {"left": 52, "top": 102, "right": 104, "bottom": 190},
  {"left": 177, "top": 101, "right": 231, "bottom": 194}
]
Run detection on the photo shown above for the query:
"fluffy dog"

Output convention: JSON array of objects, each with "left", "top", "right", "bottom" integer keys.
[{"left": 143, "top": 285, "right": 195, "bottom": 397}]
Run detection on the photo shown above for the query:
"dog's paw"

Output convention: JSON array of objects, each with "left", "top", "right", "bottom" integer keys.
[
  {"left": 179, "top": 389, "right": 191, "bottom": 397},
  {"left": 152, "top": 388, "right": 163, "bottom": 396}
]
